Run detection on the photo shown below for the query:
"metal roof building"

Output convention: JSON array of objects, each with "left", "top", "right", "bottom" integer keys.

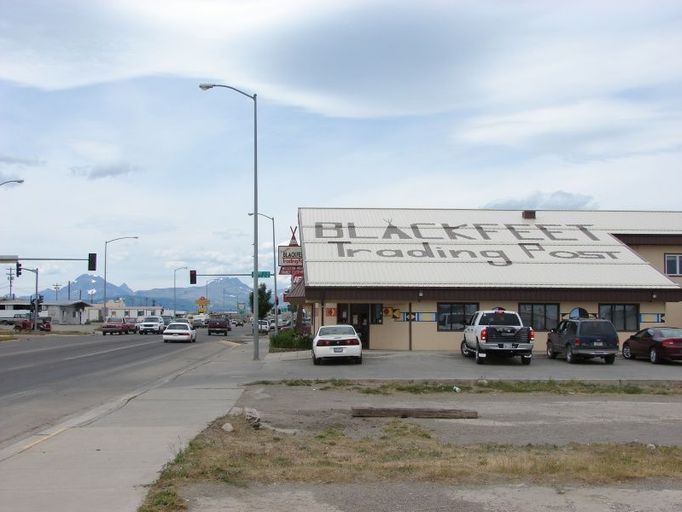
[{"left": 294, "top": 208, "right": 682, "bottom": 351}]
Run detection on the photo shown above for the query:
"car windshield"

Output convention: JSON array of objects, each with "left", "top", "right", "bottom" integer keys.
[
  {"left": 580, "top": 321, "right": 617, "bottom": 336},
  {"left": 479, "top": 312, "right": 521, "bottom": 326},
  {"left": 656, "top": 328, "right": 682, "bottom": 338},
  {"left": 107, "top": 318, "right": 123, "bottom": 323},
  {"left": 144, "top": 317, "right": 159, "bottom": 322},
  {"left": 318, "top": 325, "right": 356, "bottom": 336},
  {"left": 167, "top": 323, "right": 188, "bottom": 330}
]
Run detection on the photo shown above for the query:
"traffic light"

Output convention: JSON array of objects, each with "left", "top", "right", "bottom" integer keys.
[
  {"left": 16, "top": 262, "right": 22, "bottom": 276},
  {"left": 38, "top": 294, "right": 44, "bottom": 305},
  {"left": 88, "top": 253, "right": 97, "bottom": 271},
  {"left": 189, "top": 270, "right": 197, "bottom": 284}
]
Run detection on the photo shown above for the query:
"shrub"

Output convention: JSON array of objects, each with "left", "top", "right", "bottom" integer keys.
[{"left": 269, "top": 329, "right": 312, "bottom": 350}]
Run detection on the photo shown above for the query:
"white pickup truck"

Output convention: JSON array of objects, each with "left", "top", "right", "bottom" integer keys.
[{"left": 461, "top": 308, "right": 534, "bottom": 365}]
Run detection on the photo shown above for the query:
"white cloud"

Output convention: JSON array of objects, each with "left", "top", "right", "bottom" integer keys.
[{"left": 454, "top": 99, "right": 682, "bottom": 158}]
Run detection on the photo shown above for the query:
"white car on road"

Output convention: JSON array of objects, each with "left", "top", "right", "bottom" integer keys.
[
  {"left": 312, "top": 324, "right": 362, "bottom": 365},
  {"left": 163, "top": 322, "right": 197, "bottom": 343}
]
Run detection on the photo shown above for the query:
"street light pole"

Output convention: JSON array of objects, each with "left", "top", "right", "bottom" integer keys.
[
  {"left": 199, "top": 82, "right": 260, "bottom": 360},
  {"left": 250, "top": 212, "right": 278, "bottom": 335},
  {"left": 103, "top": 236, "right": 138, "bottom": 321},
  {"left": 173, "top": 266, "right": 187, "bottom": 318}
]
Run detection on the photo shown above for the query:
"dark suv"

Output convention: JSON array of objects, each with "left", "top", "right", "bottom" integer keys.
[{"left": 547, "top": 318, "right": 619, "bottom": 364}]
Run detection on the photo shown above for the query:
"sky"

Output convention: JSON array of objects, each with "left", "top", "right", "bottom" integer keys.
[{"left": 1, "top": 0, "right": 681, "bottom": 297}]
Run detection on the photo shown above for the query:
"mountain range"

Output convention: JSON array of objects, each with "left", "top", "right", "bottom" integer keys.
[{"left": 27, "top": 274, "right": 255, "bottom": 313}]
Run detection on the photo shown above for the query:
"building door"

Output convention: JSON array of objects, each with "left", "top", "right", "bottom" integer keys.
[
  {"left": 350, "top": 304, "right": 370, "bottom": 349},
  {"left": 337, "top": 303, "right": 371, "bottom": 349}
]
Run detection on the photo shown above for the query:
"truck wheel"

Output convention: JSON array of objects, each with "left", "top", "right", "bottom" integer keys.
[
  {"left": 546, "top": 343, "right": 557, "bottom": 359},
  {"left": 521, "top": 355, "right": 532, "bottom": 365},
  {"left": 475, "top": 344, "right": 485, "bottom": 365},
  {"left": 460, "top": 340, "right": 471, "bottom": 358},
  {"left": 603, "top": 355, "right": 615, "bottom": 365},
  {"left": 566, "top": 345, "right": 577, "bottom": 364}
]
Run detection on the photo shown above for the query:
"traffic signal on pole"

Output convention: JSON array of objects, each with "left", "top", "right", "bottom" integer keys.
[
  {"left": 16, "top": 262, "right": 22, "bottom": 276},
  {"left": 88, "top": 253, "right": 97, "bottom": 271},
  {"left": 189, "top": 270, "right": 197, "bottom": 284}
]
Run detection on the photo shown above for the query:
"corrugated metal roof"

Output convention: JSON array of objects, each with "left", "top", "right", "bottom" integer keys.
[{"left": 299, "top": 208, "right": 682, "bottom": 289}]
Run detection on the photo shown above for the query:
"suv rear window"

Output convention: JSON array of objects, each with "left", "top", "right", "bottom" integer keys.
[
  {"left": 579, "top": 321, "right": 617, "bottom": 337},
  {"left": 478, "top": 312, "right": 521, "bottom": 326}
]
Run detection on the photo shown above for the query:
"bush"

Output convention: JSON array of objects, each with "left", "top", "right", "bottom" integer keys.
[{"left": 269, "top": 329, "right": 312, "bottom": 351}]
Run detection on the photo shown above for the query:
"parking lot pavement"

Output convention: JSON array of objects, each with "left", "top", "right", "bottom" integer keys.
[{"left": 262, "top": 349, "right": 682, "bottom": 382}]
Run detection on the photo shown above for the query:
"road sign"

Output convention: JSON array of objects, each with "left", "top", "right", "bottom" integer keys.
[{"left": 252, "top": 271, "right": 271, "bottom": 278}]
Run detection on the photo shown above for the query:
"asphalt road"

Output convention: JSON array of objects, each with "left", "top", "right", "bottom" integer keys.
[
  {"left": 0, "top": 328, "right": 246, "bottom": 450},
  {"left": 1, "top": 326, "right": 680, "bottom": 454}
]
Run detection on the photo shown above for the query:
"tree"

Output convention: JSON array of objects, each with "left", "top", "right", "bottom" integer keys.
[{"left": 249, "top": 283, "right": 273, "bottom": 319}]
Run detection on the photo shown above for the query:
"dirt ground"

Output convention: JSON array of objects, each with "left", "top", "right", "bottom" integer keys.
[{"left": 178, "top": 384, "right": 682, "bottom": 511}]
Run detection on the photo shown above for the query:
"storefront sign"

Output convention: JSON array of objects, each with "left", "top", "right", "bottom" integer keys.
[{"left": 278, "top": 245, "right": 303, "bottom": 267}]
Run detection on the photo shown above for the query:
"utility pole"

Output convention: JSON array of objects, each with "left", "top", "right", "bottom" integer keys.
[
  {"left": 6, "top": 266, "right": 15, "bottom": 299},
  {"left": 53, "top": 283, "right": 61, "bottom": 301}
]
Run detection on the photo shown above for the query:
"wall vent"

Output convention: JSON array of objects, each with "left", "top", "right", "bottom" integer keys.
[{"left": 522, "top": 210, "right": 536, "bottom": 219}]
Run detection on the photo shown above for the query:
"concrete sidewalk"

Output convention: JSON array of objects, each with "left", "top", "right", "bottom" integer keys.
[{"left": 0, "top": 341, "right": 252, "bottom": 512}]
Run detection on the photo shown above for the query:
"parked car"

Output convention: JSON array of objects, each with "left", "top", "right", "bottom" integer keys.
[
  {"left": 258, "top": 320, "right": 270, "bottom": 333},
  {"left": 547, "top": 318, "right": 619, "bottom": 364},
  {"left": 312, "top": 324, "right": 362, "bottom": 365},
  {"left": 102, "top": 317, "right": 136, "bottom": 335},
  {"left": 462, "top": 308, "right": 534, "bottom": 365},
  {"left": 622, "top": 327, "right": 682, "bottom": 364},
  {"left": 162, "top": 322, "right": 197, "bottom": 343},
  {"left": 138, "top": 316, "right": 165, "bottom": 334},
  {"left": 207, "top": 315, "right": 231, "bottom": 336}
]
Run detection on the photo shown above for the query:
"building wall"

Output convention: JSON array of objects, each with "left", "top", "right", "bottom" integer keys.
[
  {"left": 306, "top": 297, "right": 670, "bottom": 352},
  {"left": 628, "top": 244, "right": 682, "bottom": 326}
]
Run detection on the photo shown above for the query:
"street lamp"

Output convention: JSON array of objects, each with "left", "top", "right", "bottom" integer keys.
[
  {"left": 173, "top": 266, "right": 187, "bottom": 319},
  {"left": 199, "top": 82, "right": 260, "bottom": 360},
  {"left": 249, "top": 212, "right": 278, "bottom": 335},
  {"left": 103, "top": 236, "right": 138, "bottom": 321},
  {"left": 0, "top": 179, "right": 24, "bottom": 187}
]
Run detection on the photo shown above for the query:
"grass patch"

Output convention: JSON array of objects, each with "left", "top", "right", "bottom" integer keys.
[
  {"left": 138, "top": 415, "right": 682, "bottom": 512},
  {"left": 269, "top": 329, "right": 311, "bottom": 351},
  {"left": 249, "top": 379, "right": 682, "bottom": 395}
]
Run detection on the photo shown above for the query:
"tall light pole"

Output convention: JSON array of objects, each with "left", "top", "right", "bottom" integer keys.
[
  {"left": 250, "top": 212, "right": 278, "bottom": 335},
  {"left": 173, "top": 266, "right": 187, "bottom": 318},
  {"left": 103, "top": 236, "right": 138, "bottom": 321},
  {"left": 0, "top": 179, "right": 24, "bottom": 187},
  {"left": 199, "top": 82, "right": 260, "bottom": 360}
]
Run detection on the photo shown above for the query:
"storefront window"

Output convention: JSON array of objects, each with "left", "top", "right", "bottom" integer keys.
[
  {"left": 519, "top": 303, "right": 559, "bottom": 331},
  {"left": 599, "top": 304, "right": 639, "bottom": 331},
  {"left": 437, "top": 303, "right": 478, "bottom": 331}
]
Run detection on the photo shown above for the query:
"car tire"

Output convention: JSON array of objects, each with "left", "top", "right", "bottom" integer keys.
[
  {"left": 164, "top": 339, "right": 168, "bottom": 343},
  {"left": 566, "top": 345, "right": 577, "bottom": 364},
  {"left": 207, "top": 331, "right": 211, "bottom": 336},
  {"left": 475, "top": 344, "right": 485, "bottom": 365},
  {"left": 460, "top": 340, "right": 471, "bottom": 358},
  {"left": 650, "top": 347, "right": 661, "bottom": 364},
  {"left": 546, "top": 343, "right": 557, "bottom": 359},
  {"left": 603, "top": 354, "right": 616, "bottom": 365},
  {"left": 312, "top": 353, "right": 320, "bottom": 365},
  {"left": 622, "top": 343, "right": 634, "bottom": 360},
  {"left": 356, "top": 355, "right": 363, "bottom": 364},
  {"left": 521, "top": 355, "right": 532, "bottom": 365}
]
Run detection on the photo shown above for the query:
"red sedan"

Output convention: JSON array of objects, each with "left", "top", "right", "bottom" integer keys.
[{"left": 622, "top": 327, "right": 682, "bottom": 364}]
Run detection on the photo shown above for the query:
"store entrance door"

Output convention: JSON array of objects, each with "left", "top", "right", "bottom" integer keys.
[{"left": 350, "top": 304, "right": 370, "bottom": 349}]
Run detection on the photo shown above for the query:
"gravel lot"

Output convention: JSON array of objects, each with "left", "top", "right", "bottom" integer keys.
[{"left": 180, "top": 383, "right": 682, "bottom": 511}]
